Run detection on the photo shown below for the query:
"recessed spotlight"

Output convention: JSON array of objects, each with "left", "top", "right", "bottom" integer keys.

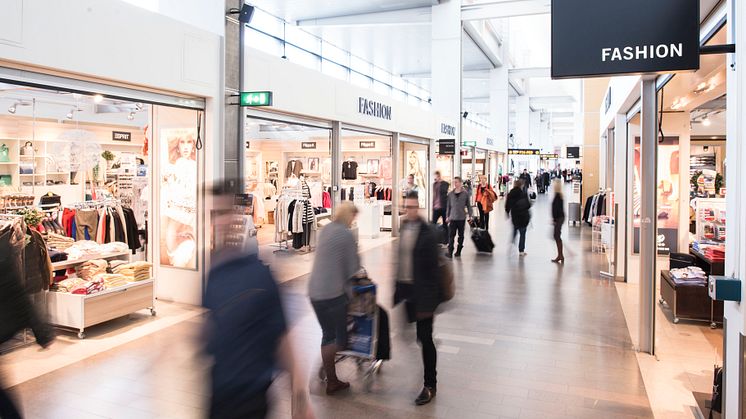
[{"left": 93, "top": 94, "right": 104, "bottom": 103}]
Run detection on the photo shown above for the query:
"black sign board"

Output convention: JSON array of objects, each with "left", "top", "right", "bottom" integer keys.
[
  {"left": 359, "top": 141, "right": 376, "bottom": 149},
  {"left": 551, "top": 0, "right": 700, "bottom": 79},
  {"left": 508, "top": 148, "right": 541, "bottom": 156},
  {"left": 301, "top": 142, "right": 316, "bottom": 150},
  {"left": 566, "top": 147, "right": 581, "bottom": 159},
  {"left": 112, "top": 131, "right": 131, "bottom": 142},
  {"left": 437, "top": 139, "right": 456, "bottom": 155}
]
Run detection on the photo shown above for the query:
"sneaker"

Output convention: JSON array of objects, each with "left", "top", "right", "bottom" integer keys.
[
  {"left": 415, "top": 386, "right": 436, "bottom": 405},
  {"left": 519, "top": 252, "right": 527, "bottom": 256}
]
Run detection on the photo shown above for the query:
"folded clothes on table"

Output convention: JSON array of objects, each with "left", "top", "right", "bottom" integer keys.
[{"left": 77, "top": 259, "right": 108, "bottom": 281}]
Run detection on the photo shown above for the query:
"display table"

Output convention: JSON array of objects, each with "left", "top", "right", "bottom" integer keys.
[
  {"left": 659, "top": 248, "right": 724, "bottom": 328},
  {"left": 47, "top": 252, "right": 155, "bottom": 339}
]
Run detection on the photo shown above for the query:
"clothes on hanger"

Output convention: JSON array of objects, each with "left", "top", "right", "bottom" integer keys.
[
  {"left": 286, "top": 160, "right": 303, "bottom": 178},
  {"left": 342, "top": 160, "right": 358, "bottom": 180}
]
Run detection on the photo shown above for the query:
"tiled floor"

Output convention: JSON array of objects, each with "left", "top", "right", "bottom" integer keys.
[
  {"left": 616, "top": 279, "right": 722, "bottom": 418},
  {"left": 3, "top": 193, "right": 656, "bottom": 418}
]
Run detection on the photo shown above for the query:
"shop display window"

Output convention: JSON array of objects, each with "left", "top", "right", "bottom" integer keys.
[{"left": 400, "top": 140, "right": 429, "bottom": 210}]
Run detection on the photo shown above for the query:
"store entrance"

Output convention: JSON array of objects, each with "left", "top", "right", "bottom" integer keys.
[{"left": 243, "top": 116, "right": 332, "bottom": 252}]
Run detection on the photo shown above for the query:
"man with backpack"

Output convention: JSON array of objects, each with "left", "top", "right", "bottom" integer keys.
[{"left": 394, "top": 191, "right": 445, "bottom": 406}]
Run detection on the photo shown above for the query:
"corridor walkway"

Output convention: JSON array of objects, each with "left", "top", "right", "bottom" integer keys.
[{"left": 5, "top": 193, "right": 653, "bottom": 418}]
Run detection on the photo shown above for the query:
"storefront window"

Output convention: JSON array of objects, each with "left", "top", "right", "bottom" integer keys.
[
  {"left": 341, "top": 129, "right": 393, "bottom": 237},
  {"left": 400, "top": 140, "right": 430, "bottom": 210},
  {"left": 243, "top": 117, "right": 332, "bottom": 249}
]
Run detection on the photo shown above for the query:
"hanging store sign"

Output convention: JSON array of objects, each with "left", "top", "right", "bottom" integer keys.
[
  {"left": 462, "top": 141, "right": 477, "bottom": 148},
  {"left": 240, "top": 91, "right": 273, "bottom": 107},
  {"left": 540, "top": 153, "right": 559, "bottom": 160},
  {"left": 566, "top": 147, "right": 581, "bottom": 159},
  {"left": 437, "top": 139, "right": 456, "bottom": 155},
  {"left": 112, "top": 131, "right": 132, "bottom": 142},
  {"left": 508, "top": 148, "right": 540, "bottom": 155},
  {"left": 359, "top": 141, "right": 376, "bottom": 149},
  {"left": 301, "top": 142, "right": 317, "bottom": 150},
  {"left": 440, "top": 123, "right": 456, "bottom": 136},
  {"left": 551, "top": 0, "right": 700, "bottom": 79},
  {"left": 358, "top": 97, "right": 392, "bottom": 120}
]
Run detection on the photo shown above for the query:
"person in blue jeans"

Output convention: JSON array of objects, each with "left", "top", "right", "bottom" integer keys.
[{"left": 505, "top": 179, "right": 532, "bottom": 256}]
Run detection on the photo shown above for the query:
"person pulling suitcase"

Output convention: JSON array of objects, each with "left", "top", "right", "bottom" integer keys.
[{"left": 445, "top": 177, "right": 473, "bottom": 258}]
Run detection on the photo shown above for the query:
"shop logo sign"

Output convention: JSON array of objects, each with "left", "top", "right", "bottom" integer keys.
[
  {"left": 112, "top": 131, "right": 131, "bottom": 142},
  {"left": 359, "top": 141, "right": 376, "bottom": 149},
  {"left": 551, "top": 0, "right": 700, "bottom": 79},
  {"left": 441, "top": 123, "right": 456, "bottom": 136},
  {"left": 486, "top": 138, "right": 494, "bottom": 146},
  {"left": 301, "top": 142, "right": 316, "bottom": 149},
  {"left": 358, "top": 98, "right": 392, "bottom": 120}
]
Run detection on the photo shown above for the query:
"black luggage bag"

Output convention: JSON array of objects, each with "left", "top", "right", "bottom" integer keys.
[
  {"left": 437, "top": 224, "right": 449, "bottom": 245},
  {"left": 471, "top": 226, "right": 495, "bottom": 253}
]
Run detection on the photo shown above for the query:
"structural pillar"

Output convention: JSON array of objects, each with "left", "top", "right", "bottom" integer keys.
[
  {"left": 391, "top": 132, "right": 401, "bottom": 237},
  {"left": 513, "top": 95, "right": 531, "bottom": 170},
  {"left": 224, "top": 0, "right": 241, "bottom": 192},
  {"left": 638, "top": 77, "right": 657, "bottom": 355},
  {"left": 331, "top": 121, "right": 342, "bottom": 212},
  {"left": 431, "top": 0, "right": 462, "bottom": 176}
]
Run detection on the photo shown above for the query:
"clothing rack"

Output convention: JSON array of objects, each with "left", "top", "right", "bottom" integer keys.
[{"left": 0, "top": 214, "right": 37, "bottom": 353}]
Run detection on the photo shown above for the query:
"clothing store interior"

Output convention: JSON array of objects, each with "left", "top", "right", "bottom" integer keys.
[
  {"left": 244, "top": 117, "right": 404, "bottom": 255},
  {"left": 0, "top": 81, "right": 202, "bottom": 342},
  {"left": 619, "top": 23, "right": 728, "bottom": 361}
]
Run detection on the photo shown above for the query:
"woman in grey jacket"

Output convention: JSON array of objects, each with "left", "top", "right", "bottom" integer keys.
[{"left": 307, "top": 202, "right": 361, "bottom": 395}]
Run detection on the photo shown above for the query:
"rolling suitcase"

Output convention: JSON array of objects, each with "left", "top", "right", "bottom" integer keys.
[
  {"left": 437, "top": 223, "right": 449, "bottom": 245},
  {"left": 471, "top": 226, "right": 495, "bottom": 253}
]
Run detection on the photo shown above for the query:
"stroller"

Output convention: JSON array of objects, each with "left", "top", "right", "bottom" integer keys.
[{"left": 318, "top": 274, "right": 390, "bottom": 391}]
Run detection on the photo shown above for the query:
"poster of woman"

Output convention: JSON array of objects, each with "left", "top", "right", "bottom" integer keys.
[{"left": 160, "top": 129, "right": 198, "bottom": 269}]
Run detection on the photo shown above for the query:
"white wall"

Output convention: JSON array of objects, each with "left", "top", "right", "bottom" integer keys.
[{"left": 244, "top": 47, "right": 464, "bottom": 142}]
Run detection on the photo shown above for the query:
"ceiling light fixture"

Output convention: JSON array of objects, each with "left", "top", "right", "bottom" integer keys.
[
  {"left": 66, "top": 108, "right": 76, "bottom": 120},
  {"left": 702, "top": 116, "right": 711, "bottom": 126},
  {"left": 93, "top": 94, "right": 104, "bottom": 103},
  {"left": 127, "top": 112, "right": 135, "bottom": 120},
  {"left": 8, "top": 102, "right": 18, "bottom": 114}
]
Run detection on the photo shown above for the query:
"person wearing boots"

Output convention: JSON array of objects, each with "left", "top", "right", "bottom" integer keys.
[
  {"left": 307, "top": 202, "right": 361, "bottom": 395},
  {"left": 551, "top": 180, "right": 565, "bottom": 263},
  {"left": 445, "top": 176, "right": 473, "bottom": 258},
  {"left": 474, "top": 175, "right": 497, "bottom": 230},
  {"left": 394, "top": 191, "right": 443, "bottom": 406}
]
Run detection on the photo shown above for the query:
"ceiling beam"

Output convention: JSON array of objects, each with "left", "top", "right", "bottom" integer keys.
[
  {"left": 462, "top": 0, "right": 550, "bottom": 21},
  {"left": 296, "top": 6, "right": 432, "bottom": 27},
  {"left": 463, "top": 21, "right": 503, "bottom": 68},
  {"left": 400, "top": 69, "right": 491, "bottom": 79},
  {"left": 464, "top": 96, "right": 490, "bottom": 103},
  {"left": 508, "top": 67, "right": 550, "bottom": 79}
]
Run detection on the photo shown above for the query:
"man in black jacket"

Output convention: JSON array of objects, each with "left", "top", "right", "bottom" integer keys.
[
  {"left": 505, "top": 180, "right": 532, "bottom": 256},
  {"left": 395, "top": 192, "right": 443, "bottom": 406},
  {"left": 431, "top": 171, "right": 449, "bottom": 225},
  {"left": 519, "top": 169, "right": 532, "bottom": 193}
]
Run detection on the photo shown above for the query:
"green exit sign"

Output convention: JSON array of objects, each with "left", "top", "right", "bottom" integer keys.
[
  {"left": 462, "top": 141, "right": 477, "bottom": 147},
  {"left": 240, "top": 91, "right": 273, "bottom": 107}
]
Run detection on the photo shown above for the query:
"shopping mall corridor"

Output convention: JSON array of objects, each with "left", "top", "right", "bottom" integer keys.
[{"left": 6, "top": 192, "right": 654, "bottom": 419}]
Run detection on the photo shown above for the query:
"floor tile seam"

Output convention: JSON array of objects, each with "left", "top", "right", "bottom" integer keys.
[{"left": 7, "top": 309, "right": 204, "bottom": 388}]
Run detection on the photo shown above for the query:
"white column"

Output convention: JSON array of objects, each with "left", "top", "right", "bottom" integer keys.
[
  {"left": 431, "top": 0, "right": 462, "bottom": 176},
  {"left": 613, "top": 114, "right": 628, "bottom": 281},
  {"left": 724, "top": 0, "right": 745, "bottom": 415},
  {"left": 490, "top": 63, "right": 509, "bottom": 155},
  {"left": 515, "top": 95, "right": 531, "bottom": 147}
]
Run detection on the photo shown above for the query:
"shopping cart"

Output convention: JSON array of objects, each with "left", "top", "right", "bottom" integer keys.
[{"left": 318, "top": 277, "right": 386, "bottom": 392}]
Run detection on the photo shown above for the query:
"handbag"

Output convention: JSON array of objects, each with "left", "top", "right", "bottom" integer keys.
[
  {"left": 439, "top": 255, "right": 455, "bottom": 302},
  {"left": 0, "top": 144, "right": 9, "bottom": 162}
]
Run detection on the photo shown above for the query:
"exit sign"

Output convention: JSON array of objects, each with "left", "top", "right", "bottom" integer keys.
[
  {"left": 240, "top": 91, "right": 273, "bottom": 107},
  {"left": 462, "top": 141, "right": 477, "bottom": 147}
]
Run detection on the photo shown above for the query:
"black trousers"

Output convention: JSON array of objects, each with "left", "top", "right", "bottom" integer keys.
[
  {"left": 448, "top": 220, "right": 466, "bottom": 252},
  {"left": 210, "top": 388, "right": 268, "bottom": 419},
  {"left": 416, "top": 317, "right": 437, "bottom": 389},
  {"left": 476, "top": 203, "right": 489, "bottom": 230},
  {"left": 432, "top": 208, "right": 446, "bottom": 225}
]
